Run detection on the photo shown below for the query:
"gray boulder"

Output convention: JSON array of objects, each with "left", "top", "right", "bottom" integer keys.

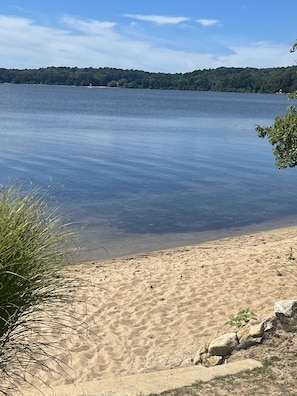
[
  {"left": 274, "top": 300, "right": 297, "bottom": 317},
  {"left": 208, "top": 333, "right": 238, "bottom": 356},
  {"left": 274, "top": 300, "right": 297, "bottom": 332}
]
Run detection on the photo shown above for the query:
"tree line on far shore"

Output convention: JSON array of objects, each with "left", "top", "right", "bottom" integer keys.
[{"left": 0, "top": 65, "right": 297, "bottom": 93}]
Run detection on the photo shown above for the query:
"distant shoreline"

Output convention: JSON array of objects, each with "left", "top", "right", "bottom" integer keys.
[{"left": 1, "top": 65, "right": 296, "bottom": 93}]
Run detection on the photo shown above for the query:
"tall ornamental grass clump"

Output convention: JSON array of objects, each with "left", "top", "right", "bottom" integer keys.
[{"left": 0, "top": 186, "right": 78, "bottom": 394}]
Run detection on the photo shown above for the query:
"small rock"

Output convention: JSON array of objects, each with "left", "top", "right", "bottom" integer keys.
[
  {"left": 207, "top": 355, "right": 224, "bottom": 366},
  {"left": 238, "top": 336, "right": 262, "bottom": 350},
  {"left": 193, "top": 347, "right": 208, "bottom": 365},
  {"left": 237, "top": 324, "right": 250, "bottom": 341},
  {"left": 263, "top": 315, "right": 277, "bottom": 332},
  {"left": 200, "top": 352, "right": 210, "bottom": 365},
  {"left": 193, "top": 341, "right": 209, "bottom": 365},
  {"left": 180, "top": 358, "right": 193, "bottom": 367}
]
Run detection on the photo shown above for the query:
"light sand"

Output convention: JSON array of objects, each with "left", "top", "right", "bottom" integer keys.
[{"left": 15, "top": 226, "right": 297, "bottom": 392}]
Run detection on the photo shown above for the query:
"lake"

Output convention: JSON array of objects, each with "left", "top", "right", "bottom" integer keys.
[{"left": 0, "top": 84, "right": 296, "bottom": 260}]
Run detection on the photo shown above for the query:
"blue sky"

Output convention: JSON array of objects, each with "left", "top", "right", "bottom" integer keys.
[{"left": 0, "top": 0, "right": 296, "bottom": 72}]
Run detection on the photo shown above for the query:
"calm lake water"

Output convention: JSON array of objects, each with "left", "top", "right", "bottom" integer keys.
[{"left": 0, "top": 84, "right": 296, "bottom": 260}]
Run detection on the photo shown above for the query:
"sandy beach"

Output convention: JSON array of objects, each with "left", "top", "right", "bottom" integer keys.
[{"left": 14, "top": 225, "right": 297, "bottom": 393}]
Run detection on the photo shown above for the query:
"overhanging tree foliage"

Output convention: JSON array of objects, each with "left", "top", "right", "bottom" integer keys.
[{"left": 256, "top": 40, "right": 297, "bottom": 168}]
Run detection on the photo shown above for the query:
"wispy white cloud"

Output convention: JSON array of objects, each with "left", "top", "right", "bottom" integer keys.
[
  {"left": 0, "top": 15, "right": 294, "bottom": 72},
  {"left": 123, "top": 14, "right": 189, "bottom": 25},
  {"left": 197, "top": 19, "right": 220, "bottom": 27},
  {"left": 214, "top": 41, "right": 295, "bottom": 68},
  {"left": 61, "top": 16, "right": 116, "bottom": 35}
]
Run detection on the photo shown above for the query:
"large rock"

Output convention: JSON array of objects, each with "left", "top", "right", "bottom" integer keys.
[
  {"left": 274, "top": 300, "right": 297, "bottom": 317},
  {"left": 237, "top": 322, "right": 263, "bottom": 339},
  {"left": 274, "top": 300, "right": 297, "bottom": 332},
  {"left": 249, "top": 322, "right": 264, "bottom": 338},
  {"left": 237, "top": 322, "right": 264, "bottom": 350},
  {"left": 208, "top": 333, "right": 238, "bottom": 356}
]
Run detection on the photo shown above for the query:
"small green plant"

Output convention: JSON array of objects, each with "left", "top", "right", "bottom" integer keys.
[
  {"left": 288, "top": 247, "right": 295, "bottom": 260},
  {"left": 225, "top": 308, "right": 257, "bottom": 329},
  {"left": 261, "top": 357, "right": 273, "bottom": 369}
]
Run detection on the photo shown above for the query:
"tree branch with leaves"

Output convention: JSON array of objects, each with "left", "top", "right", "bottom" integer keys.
[{"left": 256, "top": 40, "right": 297, "bottom": 168}]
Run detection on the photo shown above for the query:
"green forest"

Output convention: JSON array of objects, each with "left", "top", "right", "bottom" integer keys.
[{"left": 0, "top": 65, "right": 297, "bottom": 93}]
